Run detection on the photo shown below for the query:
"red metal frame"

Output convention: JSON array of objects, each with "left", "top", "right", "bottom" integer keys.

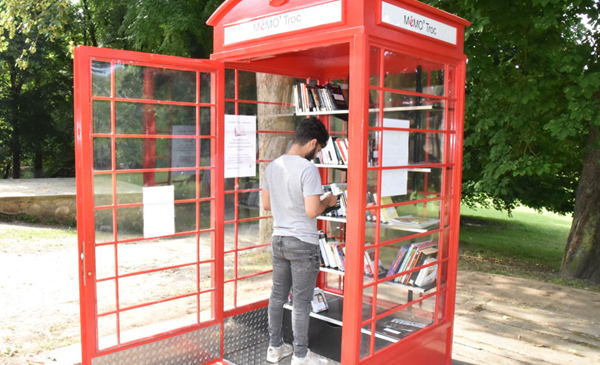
[
  {"left": 75, "top": 0, "right": 468, "bottom": 364},
  {"left": 74, "top": 46, "right": 225, "bottom": 364}
]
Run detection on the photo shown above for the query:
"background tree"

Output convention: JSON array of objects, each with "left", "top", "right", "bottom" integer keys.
[{"left": 424, "top": 0, "right": 600, "bottom": 283}]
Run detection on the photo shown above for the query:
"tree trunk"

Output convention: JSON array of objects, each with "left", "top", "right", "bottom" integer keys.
[
  {"left": 561, "top": 126, "right": 600, "bottom": 283},
  {"left": 11, "top": 119, "right": 21, "bottom": 180},
  {"left": 34, "top": 145, "right": 44, "bottom": 178},
  {"left": 256, "top": 73, "right": 297, "bottom": 244}
]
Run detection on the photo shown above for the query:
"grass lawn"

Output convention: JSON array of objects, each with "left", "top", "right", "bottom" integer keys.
[{"left": 459, "top": 204, "right": 599, "bottom": 290}]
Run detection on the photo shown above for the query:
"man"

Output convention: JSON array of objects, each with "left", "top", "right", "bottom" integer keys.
[{"left": 262, "top": 117, "right": 338, "bottom": 365}]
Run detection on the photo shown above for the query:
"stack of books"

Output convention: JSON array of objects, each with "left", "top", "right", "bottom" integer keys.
[
  {"left": 293, "top": 82, "right": 348, "bottom": 113},
  {"left": 318, "top": 231, "right": 346, "bottom": 272},
  {"left": 316, "top": 136, "right": 348, "bottom": 165},
  {"left": 321, "top": 183, "right": 347, "bottom": 217},
  {"left": 387, "top": 241, "right": 438, "bottom": 287}
]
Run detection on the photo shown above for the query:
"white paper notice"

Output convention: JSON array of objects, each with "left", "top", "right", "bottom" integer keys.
[
  {"left": 143, "top": 185, "right": 175, "bottom": 238},
  {"left": 171, "top": 125, "right": 196, "bottom": 176},
  {"left": 225, "top": 114, "right": 257, "bottom": 178},
  {"left": 381, "top": 118, "right": 410, "bottom": 197}
]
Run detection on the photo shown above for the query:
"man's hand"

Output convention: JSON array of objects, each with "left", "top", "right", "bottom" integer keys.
[{"left": 325, "top": 193, "right": 339, "bottom": 207}]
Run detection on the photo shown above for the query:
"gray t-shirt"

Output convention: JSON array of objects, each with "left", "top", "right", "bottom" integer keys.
[{"left": 263, "top": 154, "right": 323, "bottom": 245}]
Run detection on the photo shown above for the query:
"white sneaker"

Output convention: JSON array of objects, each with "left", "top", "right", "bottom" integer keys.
[
  {"left": 291, "top": 349, "right": 321, "bottom": 365},
  {"left": 266, "top": 343, "right": 293, "bottom": 363}
]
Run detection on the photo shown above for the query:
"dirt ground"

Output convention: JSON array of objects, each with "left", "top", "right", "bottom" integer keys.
[
  {"left": 1, "top": 221, "right": 600, "bottom": 365},
  {"left": 0, "top": 222, "right": 80, "bottom": 365}
]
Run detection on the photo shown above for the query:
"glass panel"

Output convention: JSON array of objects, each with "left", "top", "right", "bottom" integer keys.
[
  {"left": 224, "top": 223, "right": 236, "bottom": 250},
  {"left": 384, "top": 51, "right": 445, "bottom": 96},
  {"left": 225, "top": 193, "right": 235, "bottom": 221},
  {"left": 224, "top": 281, "right": 235, "bottom": 311},
  {"left": 362, "top": 245, "right": 382, "bottom": 286},
  {"left": 175, "top": 202, "right": 196, "bottom": 233},
  {"left": 359, "top": 325, "right": 372, "bottom": 360},
  {"left": 441, "top": 228, "right": 451, "bottom": 261},
  {"left": 95, "top": 209, "right": 114, "bottom": 244},
  {"left": 92, "top": 61, "right": 112, "bottom": 97},
  {"left": 237, "top": 71, "right": 257, "bottom": 101},
  {"left": 118, "top": 235, "right": 196, "bottom": 275},
  {"left": 96, "top": 280, "right": 116, "bottom": 313},
  {"left": 119, "top": 296, "right": 197, "bottom": 344},
  {"left": 96, "top": 244, "right": 115, "bottom": 280},
  {"left": 115, "top": 63, "right": 195, "bottom": 103},
  {"left": 118, "top": 266, "right": 196, "bottom": 308},
  {"left": 115, "top": 137, "right": 197, "bottom": 170},
  {"left": 199, "top": 170, "right": 212, "bottom": 198},
  {"left": 237, "top": 272, "right": 272, "bottom": 307},
  {"left": 93, "top": 100, "right": 111, "bottom": 134},
  {"left": 200, "top": 107, "right": 212, "bottom": 136},
  {"left": 383, "top": 94, "right": 445, "bottom": 130},
  {"left": 199, "top": 138, "right": 212, "bottom": 167},
  {"left": 200, "top": 291, "right": 214, "bottom": 322},
  {"left": 238, "top": 102, "right": 257, "bottom": 116},
  {"left": 97, "top": 314, "right": 118, "bottom": 350},
  {"left": 199, "top": 263, "right": 213, "bottom": 291},
  {"left": 200, "top": 72, "right": 212, "bottom": 104},
  {"left": 379, "top": 200, "right": 441, "bottom": 242},
  {"left": 447, "top": 65, "right": 455, "bottom": 99},
  {"left": 115, "top": 102, "right": 196, "bottom": 135},
  {"left": 437, "top": 290, "right": 446, "bottom": 321},
  {"left": 370, "top": 47, "right": 381, "bottom": 86},
  {"left": 238, "top": 245, "right": 271, "bottom": 276},
  {"left": 116, "top": 206, "right": 143, "bottom": 240},
  {"left": 367, "top": 131, "right": 379, "bottom": 167},
  {"left": 225, "top": 102, "right": 236, "bottom": 115},
  {"left": 238, "top": 192, "right": 261, "bottom": 220},
  {"left": 199, "top": 232, "right": 213, "bottom": 261},
  {"left": 258, "top": 133, "right": 294, "bottom": 160},
  {"left": 368, "top": 91, "right": 381, "bottom": 128},
  {"left": 225, "top": 69, "right": 236, "bottom": 99},
  {"left": 115, "top": 173, "right": 197, "bottom": 204},
  {"left": 93, "top": 138, "right": 112, "bottom": 171},
  {"left": 237, "top": 220, "right": 261, "bottom": 249},
  {"left": 94, "top": 174, "right": 113, "bottom": 206},
  {"left": 200, "top": 200, "right": 213, "bottom": 230},
  {"left": 224, "top": 253, "right": 235, "bottom": 281}
]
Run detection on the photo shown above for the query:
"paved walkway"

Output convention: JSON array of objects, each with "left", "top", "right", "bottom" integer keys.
[{"left": 2, "top": 179, "right": 599, "bottom": 364}]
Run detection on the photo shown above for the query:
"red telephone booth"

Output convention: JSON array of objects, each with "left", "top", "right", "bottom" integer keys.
[{"left": 74, "top": 0, "right": 469, "bottom": 364}]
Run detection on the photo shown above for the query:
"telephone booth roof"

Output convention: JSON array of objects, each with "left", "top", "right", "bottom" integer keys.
[{"left": 208, "top": 0, "right": 470, "bottom": 62}]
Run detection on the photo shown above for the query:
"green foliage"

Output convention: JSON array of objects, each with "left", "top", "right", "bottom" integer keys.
[
  {"left": 88, "top": 0, "right": 222, "bottom": 58},
  {"left": 425, "top": 0, "right": 600, "bottom": 214}
]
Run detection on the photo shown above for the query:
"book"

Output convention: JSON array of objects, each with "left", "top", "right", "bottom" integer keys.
[
  {"left": 395, "top": 241, "right": 437, "bottom": 284},
  {"left": 379, "top": 196, "right": 399, "bottom": 223},
  {"left": 388, "top": 215, "right": 440, "bottom": 230},
  {"left": 413, "top": 258, "right": 437, "bottom": 287},
  {"left": 311, "top": 288, "right": 329, "bottom": 313},
  {"left": 386, "top": 245, "right": 408, "bottom": 277},
  {"left": 407, "top": 247, "right": 438, "bottom": 285},
  {"left": 325, "top": 83, "right": 348, "bottom": 110},
  {"left": 318, "top": 231, "right": 331, "bottom": 267},
  {"left": 380, "top": 317, "right": 428, "bottom": 340}
]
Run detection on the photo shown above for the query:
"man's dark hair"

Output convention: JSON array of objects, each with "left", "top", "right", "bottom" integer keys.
[{"left": 293, "top": 117, "right": 329, "bottom": 147}]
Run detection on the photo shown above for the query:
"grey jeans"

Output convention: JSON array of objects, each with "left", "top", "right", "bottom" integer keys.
[{"left": 268, "top": 236, "right": 320, "bottom": 358}]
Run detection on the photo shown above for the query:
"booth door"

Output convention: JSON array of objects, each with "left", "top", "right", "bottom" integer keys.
[{"left": 74, "top": 46, "right": 225, "bottom": 365}]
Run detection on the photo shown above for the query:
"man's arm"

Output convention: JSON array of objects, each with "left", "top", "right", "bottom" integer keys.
[
  {"left": 305, "top": 193, "right": 338, "bottom": 219},
  {"left": 262, "top": 189, "right": 271, "bottom": 211}
]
